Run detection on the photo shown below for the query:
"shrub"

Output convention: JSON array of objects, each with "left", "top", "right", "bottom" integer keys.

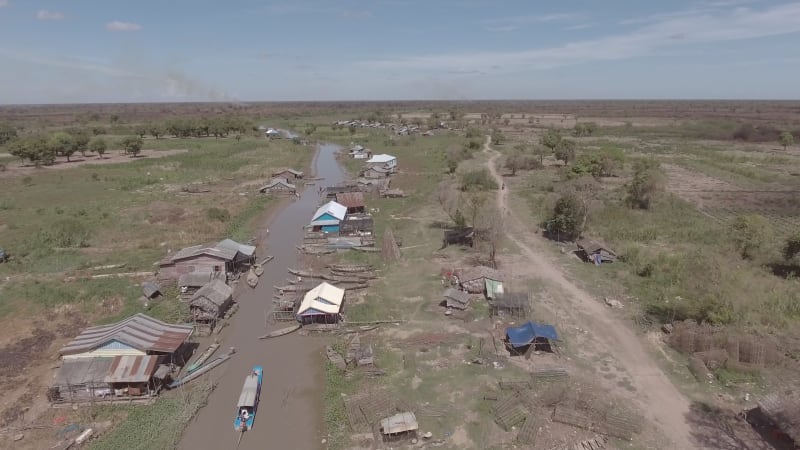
[
  {"left": 729, "top": 214, "right": 772, "bottom": 259},
  {"left": 460, "top": 168, "right": 498, "bottom": 191},
  {"left": 33, "top": 218, "right": 90, "bottom": 248},
  {"left": 784, "top": 233, "right": 800, "bottom": 261},
  {"left": 625, "top": 160, "right": 665, "bottom": 209},
  {"left": 206, "top": 207, "right": 230, "bottom": 222}
]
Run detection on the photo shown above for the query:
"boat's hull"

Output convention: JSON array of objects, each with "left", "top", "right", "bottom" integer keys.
[{"left": 233, "top": 366, "right": 263, "bottom": 432}]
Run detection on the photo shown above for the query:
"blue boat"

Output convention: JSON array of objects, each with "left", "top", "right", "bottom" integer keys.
[{"left": 234, "top": 366, "right": 263, "bottom": 432}]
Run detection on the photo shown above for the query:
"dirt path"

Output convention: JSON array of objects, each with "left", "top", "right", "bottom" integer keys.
[{"left": 483, "top": 137, "right": 695, "bottom": 448}]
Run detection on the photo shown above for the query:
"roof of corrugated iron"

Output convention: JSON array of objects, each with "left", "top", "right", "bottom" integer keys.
[
  {"left": 168, "top": 243, "right": 237, "bottom": 262},
  {"left": 312, "top": 201, "right": 347, "bottom": 222},
  {"left": 443, "top": 288, "right": 470, "bottom": 305},
  {"left": 104, "top": 355, "right": 160, "bottom": 383},
  {"left": 458, "top": 266, "right": 504, "bottom": 282},
  {"left": 380, "top": 412, "right": 418, "bottom": 434},
  {"left": 59, "top": 313, "right": 193, "bottom": 356},
  {"left": 298, "top": 282, "right": 345, "bottom": 315}
]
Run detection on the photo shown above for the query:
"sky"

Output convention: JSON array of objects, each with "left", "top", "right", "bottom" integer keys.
[{"left": 1, "top": 0, "right": 800, "bottom": 103}]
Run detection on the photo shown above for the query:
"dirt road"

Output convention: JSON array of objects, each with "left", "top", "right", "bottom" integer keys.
[{"left": 483, "top": 137, "right": 695, "bottom": 448}]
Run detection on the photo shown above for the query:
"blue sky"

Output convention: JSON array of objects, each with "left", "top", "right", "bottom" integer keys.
[{"left": 1, "top": 0, "right": 800, "bottom": 103}]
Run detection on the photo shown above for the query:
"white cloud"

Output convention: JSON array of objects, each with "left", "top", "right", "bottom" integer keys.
[
  {"left": 365, "top": 3, "right": 800, "bottom": 73},
  {"left": 36, "top": 10, "right": 65, "bottom": 21},
  {"left": 106, "top": 21, "right": 141, "bottom": 32}
]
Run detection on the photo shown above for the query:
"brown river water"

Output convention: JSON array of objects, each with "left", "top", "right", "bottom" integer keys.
[{"left": 179, "top": 143, "right": 346, "bottom": 450}]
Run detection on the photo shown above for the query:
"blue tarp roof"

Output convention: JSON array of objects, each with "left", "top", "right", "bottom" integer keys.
[{"left": 505, "top": 321, "right": 560, "bottom": 347}]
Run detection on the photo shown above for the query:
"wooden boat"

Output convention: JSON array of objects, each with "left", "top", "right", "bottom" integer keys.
[
  {"left": 246, "top": 269, "right": 259, "bottom": 288},
  {"left": 352, "top": 246, "right": 380, "bottom": 253},
  {"left": 258, "top": 323, "right": 301, "bottom": 339},
  {"left": 253, "top": 264, "right": 264, "bottom": 277},
  {"left": 234, "top": 365, "right": 263, "bottom": 432},
  {"left": 328, "top": 264, "right": 374, "bottom": 273},
  {"left": 326, "top": 346, "right": 346, "bottom": 370},
  {"left": 287, "top": 268, "right": 325, "bottom": 279},
  {"left": 296, "top": 245, "right": 335, "bottom": 255},
  {"left": 325, "top": 275, "right": 363, "bottom": 283},
  {"left": 186, "top": 342, "right": 220, "bottom": 374},
  {"left": 168, "top": 349, "right": 235, "bottom": 389},
  {"left": 260, "top": 255, "right": 274, "bottom": 265}
]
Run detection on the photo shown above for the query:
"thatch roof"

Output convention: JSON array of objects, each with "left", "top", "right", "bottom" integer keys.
[
  {"left": 458, "top": 266, "right": 503, "bottom": 283},
  {"left": 190, "top": 279, "right": 233, "bottom": 308},
  {"left": 443, "top": 288, "right": 470, "bottom": 309}
]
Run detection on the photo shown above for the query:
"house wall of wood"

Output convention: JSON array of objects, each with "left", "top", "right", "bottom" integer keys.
[{"left": 158, "top": 255, "right": 230, "bottom": 281}]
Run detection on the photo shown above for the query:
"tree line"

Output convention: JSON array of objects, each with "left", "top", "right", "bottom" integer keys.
[{"left": 4, "top": 129, "right": 144, "bottom": 166}]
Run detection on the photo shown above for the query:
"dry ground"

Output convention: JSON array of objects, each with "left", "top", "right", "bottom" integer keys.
[{"left": 0, "top": 149, "right": 189, "bottom": 178}]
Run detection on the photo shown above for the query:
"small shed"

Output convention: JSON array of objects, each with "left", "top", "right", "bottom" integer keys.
[
  {"left": 443, "top": 228, "right": 474, "bottom": 248},
  {"left": 336, "top": 192, "right": 366, "bottom": 214},
  {"left": 505, "top": 321, "right": 560, "bottom": 354},
  {"left": 576, "top": 239, "right": 617, "bottom": 265},
  {"left": 141, "top": 282, "right": 161, "bottom": 300},
  {"left": 456, "top": 266, "right": 504, "bottom": 294},
  {"left": 259, "top": 177, "right": 296, "bottom": 195},
  {"left": 442, "top": 288, "right": 471, "bottom": 310},
  {"left": 189, "top": 279, "right": 233, "bottom": 323},
  {"left": 380, "top": 412, "right": 418, "bottom": 441},
  {"left": 271, "top": 168, "right": 304, "bottom": 179}
]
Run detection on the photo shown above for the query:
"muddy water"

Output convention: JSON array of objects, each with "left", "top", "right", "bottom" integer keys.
[{"left": 179, "top": 143, "right": 346, "bottom": 450}]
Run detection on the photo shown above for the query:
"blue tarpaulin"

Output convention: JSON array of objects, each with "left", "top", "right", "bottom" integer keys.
[{"left": 505, "top": 321, "right": 560, "bottom": 348}]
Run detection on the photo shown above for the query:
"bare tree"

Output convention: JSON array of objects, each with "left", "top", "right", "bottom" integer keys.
[
  {"left": 435, "top": 182, "right": 465, "bottom": 227},
  {"left": 475, "top": 205, "right": 505, "bottom": 268}
]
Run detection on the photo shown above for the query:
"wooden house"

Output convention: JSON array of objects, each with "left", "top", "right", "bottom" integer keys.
[
  {"left": 178, "top": 271, "right": 224, "bottom": 298},
  {"left": 362, "top": 166, "right": 392, "bottom": 179},
  {"left": 189, "top": 279, "right": 233, "bottom": 328},
  {"left": 339, "top": 213, "right": 374, "bottom": 236},
  {"left": 366, "top": 154, "right": 397, "bottom": 172},
  {"left": 259, "top": 177, "right": 297, "bottom": 195},
  {"left": 442, "top": 288, "right": 471, "bottom": 310},
  {"left": 455, "top": 266, "right": 504, "bottom": 294},
  {"left": 158, "top": 239, "right": 255, "bottom": 281},
  {"left": 271, "top": 168, "right": 304, "bottom": 180},
  {"left": 336, "top": 191, "right": 366, "bottom": 214}
]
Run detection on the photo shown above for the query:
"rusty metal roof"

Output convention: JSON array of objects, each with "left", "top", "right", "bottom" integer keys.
[
  {"left": 104, "top": 355, "right": 160, "bottom": 383},
  {"left": 336, "top": 192, "right": 365, "bottom": 209},
  {"left": 59, "top": 313, "right": 193, "bottom": 356}
]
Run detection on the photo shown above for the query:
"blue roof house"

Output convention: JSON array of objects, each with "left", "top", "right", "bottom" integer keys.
[{"left": 309, "top": 201, "right": 347, "bottom": 233}]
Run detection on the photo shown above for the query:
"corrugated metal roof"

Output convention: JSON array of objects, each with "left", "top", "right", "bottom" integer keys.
[
  {"left": 54, "top": 358, "right": 114, "bottom": 386},
  {"left": 190, "top": 279, "right": 232, "bottom": 307},
  {"left": 298, "top": 282, "right": 344, "bottom": 316},
  {"left": 104, "top": 355, "right": 160, "bottom": 383},
  {"left": 217, "top": 239, "right": 256, "bottom": 257},
  {"left": 443, "top": 288, "right": 470, "bottom": 306},
  {"left": 367, "top": 154, "right": 396, "bottom": 164},
  {"left": 312, "top": 201, "right": 347, "bottom": 222},
  {"left": 142, "top": 282, "right": 161, "bottom": 299},
  {"left": 237, "top": 374, "right": 260, "bottom": 408},
  {"left": 59, "top": 313, "right": 193, "bottom": 356},
  {"left": 336, "top": 192, "right": 365, "bottom": 209},
  {"left": 260, "top": 178, "right": 296, "bottom": 191},
  {"left": 168, "top": 243, "right": 237, "bottom": 263},
  {"left": 380, "top": 412, "right": 418, "bottom": 434},
  {"left": 576, "top": 239, "right": 616, "bottom": 256}
]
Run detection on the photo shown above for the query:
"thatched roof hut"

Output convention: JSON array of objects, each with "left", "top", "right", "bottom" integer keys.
[{"left": 189, "top": 279, "right": 233, "bottom": 322}]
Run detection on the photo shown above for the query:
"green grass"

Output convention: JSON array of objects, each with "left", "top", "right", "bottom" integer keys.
[{"left": 89, "top": 382, "right": 213, "bottom": 450}]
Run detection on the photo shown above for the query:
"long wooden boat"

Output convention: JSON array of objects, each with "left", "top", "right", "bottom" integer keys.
[
  {"left": 258, "top": 323, "right": 301, "bottom": 339},
  {"left": 352, "top": 246, "right": 380, "bottom": 253},
  {"left": 234, "top": 365, "right": 263, "bottom": 432},
  {"left": 328, "top": 264, "right": 374, "bottom": 273},
  {"left": 186, "top": 342, "right": 220, "bottom": 374},
  {"left": 260, "top": 255, "right": 274, "bottom": 265},
  {"left": 296, "top": 245, "right": 335, "bottom": 255},
  {"left": 325, "top": 275, "right": 363, "bottom": 283},
  {"left": 287, "top": 268, "right": 325, "bottom": 279},
  {"left": 246, "top": 269, "right": 259, "bottom": 288},
  {"left": 168, "top": 349, "right": 235, "bottom": 389}
]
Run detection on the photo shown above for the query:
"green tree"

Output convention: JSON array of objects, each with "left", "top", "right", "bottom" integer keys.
[
  {"left": 49, "top": 132, "right": 78, "bottom": 162},
  {"left": 625, "top": 160, "right": 665, "bottom": 209},
  {"left": 133, "top": 124, "right": 148, "bottom": 139},
  {"left": 780, "top": 131, "right": 795, "bottom": 151},
  {"left": 348, "top": 124, "right": 357, "bottom": 135},
  {"left": 89, "top": 137, "right": 107, "bottom": 158},
  {"left": 8, "top": 135, "right": 54, "bottom": 166},
  {"left": 148, "top": 123, "right": 165, "bottom": 140},
  {"left": 0, "top": 123, "right": 17, "bottom": 145},
  {"left": 120, "top": 136, "right": 143, "bottom": 157},
  {"left": 68, "top": 128, "right": 91, "bottom": 157},
  {"left": 304, "top": 124, "right": 317, "bottom": 136},
  {"left": 491, "top": 130, "right": 505, "bottom": 145},
  {"left": 548, "top": 192, "right": 586, "bottom": 241},
  {"left": 729, "top": 214, "right": 772, "bottom": 259},
  {"left": 554, "top": 139, "right": 577, "bottom": 165},
  {"left": 540, "top": 129, "right": 562, "bottom": 154}
]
